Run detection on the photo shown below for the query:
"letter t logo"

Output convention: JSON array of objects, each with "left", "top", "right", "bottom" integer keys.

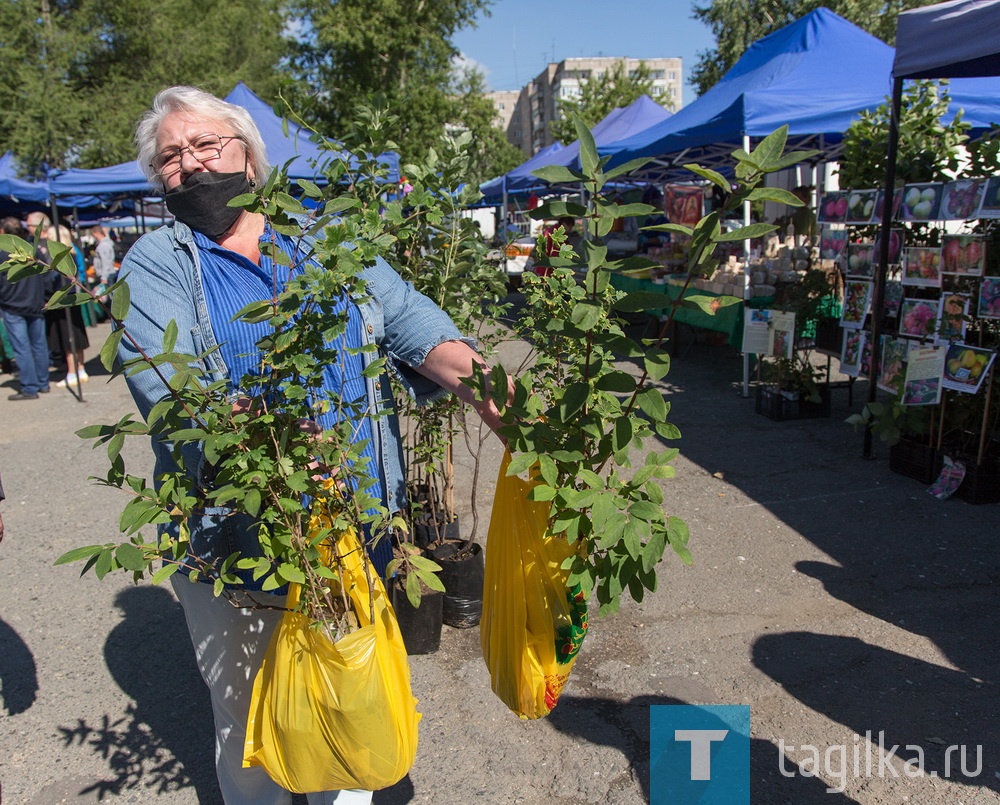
[{"left": 674, "top": 729, "right": 729, "bottom": 780}]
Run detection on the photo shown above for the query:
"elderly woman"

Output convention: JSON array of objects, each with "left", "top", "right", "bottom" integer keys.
[{"left": 119, "top": 86, "right": 502, "bottom": 805}]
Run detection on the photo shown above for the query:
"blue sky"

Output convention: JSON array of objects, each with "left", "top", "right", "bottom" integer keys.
[{"left": 452, "top": 0, "right": 716, "bottom": 104}]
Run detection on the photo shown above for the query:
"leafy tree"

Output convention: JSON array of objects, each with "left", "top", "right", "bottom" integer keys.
[
  {"left": 282, "top": 0, "right": 494, "bottom": 164},
  {"left": 838, "top": 81, "right": 970, "bottom": 189},
  {"left": 690, "top": 0, "right": 942, "bottom": 97},
  {"left": 549, "top": 61, "right": 670, "bottom": 146},
  {"left": 0, "top": 0, "right": 287, "bottom": 172}
]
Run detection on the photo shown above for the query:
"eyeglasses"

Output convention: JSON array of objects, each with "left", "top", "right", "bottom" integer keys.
[{"left": 150, "top": 134, "right": 243, "bottom": 179}]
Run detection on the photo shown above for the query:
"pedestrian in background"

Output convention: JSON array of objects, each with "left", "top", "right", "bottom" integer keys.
[
  {"left": 0, "top": 216, "right": 50, "bottom": 400},
  {"left": 45, "top": 224, "right": 90, "bottom": 388}
]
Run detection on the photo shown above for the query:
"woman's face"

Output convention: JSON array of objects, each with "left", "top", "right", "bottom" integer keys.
[{"left": 155, "top": 111, "right": 250, "bottom": 191}]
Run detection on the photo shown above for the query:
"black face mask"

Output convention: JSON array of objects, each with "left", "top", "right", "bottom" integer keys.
[{"left": 164, "top": 170, "right": 252, "bottom": 238}]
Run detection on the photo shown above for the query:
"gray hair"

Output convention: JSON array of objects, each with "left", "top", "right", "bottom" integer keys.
[{"left": 135, "top": 86, "right": 270, "bottom": 191}]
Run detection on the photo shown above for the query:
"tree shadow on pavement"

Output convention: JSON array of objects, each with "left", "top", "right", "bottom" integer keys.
[
  {"left": 0, "top": 617, "right": 38, "bottom": 715},
  {"left": 58, "top": 586, "right": 221, "bottom": 803},
  {"left": 754, "top": 630, "right": 998, "bottom": 798},
  {"left": 546, "top": 694, "right": 855, "bottom": 804}
]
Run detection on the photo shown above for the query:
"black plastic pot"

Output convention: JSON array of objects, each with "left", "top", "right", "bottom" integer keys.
[
  {"left": 390, "top": 583, "right": 443, "bottom": 655},
  {"left": 431, "top": 541, "right": 484, "bottom": 629},
  {"left": 412, "top": 517, "right": 460, "bottom": 548}
]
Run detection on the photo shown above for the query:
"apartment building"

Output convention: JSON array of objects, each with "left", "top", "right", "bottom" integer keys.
[{"left": 487, "top": 56, "right": 682, "bottom": 157}]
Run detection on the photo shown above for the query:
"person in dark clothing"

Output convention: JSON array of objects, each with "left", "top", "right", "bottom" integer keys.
[{"left": 0, "top": 216, "right": 50, "bottom": 399}]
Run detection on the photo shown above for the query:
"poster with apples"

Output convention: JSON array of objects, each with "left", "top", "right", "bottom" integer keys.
[
  {"left": 845, "top": 190, "right": 877, "bottom": 224},
  {"left": 978, "top": 277, "right": 1000, "bottom": 319},
  {"left": 873, "top": 228, "right": 904, "bottom": 265},
  {"left": 840, "top": 329, "right": 866, "bottom": 377},
  {"left": 817, "top": 192, "right": 849, "bottom": 223},
  {"left": 942, "top": 344, "right": 995, "bottom": 394},
  {"left": 940, "top": 234, "right": 985, "bottom": 276},
  {"left": 902, "top": 246, "right": 942, "bottom": 288},
  {"left": 937, "top": 293, "right": 969, "bottom": 343},
  {"left": 977, "top": 177, "right": 1000, "bottom": 218},
  {"left": 940, "top": 179, "right": 986, "bottom": 220},
  {"left": 845, "top": 242, "right": 875, "bottom": 278},
  {"left": 900, "top": 184, "right": 942, "bottom": 221},
  {"left": 819, "top": 226, "right": 848, "bottom": 260},
  {"left": 899, "top": 298, "right": 939, "bottom": 339},
  {"left": 875, "top": 188, "right": 903, "bottom": 223}
]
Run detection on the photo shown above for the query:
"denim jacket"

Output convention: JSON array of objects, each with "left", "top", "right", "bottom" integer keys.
[{"left": 117, "top": 219, "right": 471, "bottom": 586}]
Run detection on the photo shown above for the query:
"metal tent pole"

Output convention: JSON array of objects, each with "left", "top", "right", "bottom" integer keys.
[{"left": 741, "top": 134, "right": 752, "bottom": 398}]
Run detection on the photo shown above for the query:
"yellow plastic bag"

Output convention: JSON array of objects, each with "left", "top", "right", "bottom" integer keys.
[
  {"left": 243, "top": 524, "right": 420, "bottom": 793},
  {"left": 481, "top": 451, "right": 589, "bottom": 719}
]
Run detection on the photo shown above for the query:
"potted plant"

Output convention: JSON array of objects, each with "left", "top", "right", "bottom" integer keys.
[{"left": 385, "top": 131, "right": 509, "bottom": 629}]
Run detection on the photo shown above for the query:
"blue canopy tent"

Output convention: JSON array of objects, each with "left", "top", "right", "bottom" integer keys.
[
  {"left": 47, "top": 82, "right": 400, "bottom": 203},
  {"left": 479, "top": 142, "right": 565, "bottom": 205},
  {"left": 544, "top": 94, "right": 672, "bottom": 175},
  {"left": 479, "top": 95, "right": 673, "bottom": 205},
  {"left": 597, "top": 7, "right": 1000, "bottom": 182}
]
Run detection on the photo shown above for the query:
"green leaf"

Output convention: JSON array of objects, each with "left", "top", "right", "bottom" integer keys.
[
  {"left": 558, "top": 382, "right": 589, "bottom": 422},
  {"left": 100, "top": 328, "right": 126, "bottom": 372},
  {"left": 613, "top": 291, "right": 668, "bottom": 313},
  {"left": 162, "top": 319, "right": 178, "bottom": 353},
  {"left": 683, "top": 164, "right": 731, "bottom": 193},
  {"left": 115, "top": 543, "right": 146, "bottom": 572},
  {"left": 570, "top": 302, "right": 602, "bottom": 331},
  {"left": 527, "top": 484, "right": 557, "bottom": 501},
  {"left": 595, "top": 371, "right": 637, "bottom": 393},
  {"left": 55, "top": 544, "right": 105, "bottom": 565},
  {"left": 110, "top": 281, "right": 131, "bottom": 321},
  {"left": 630, "top": 500, "right": 664, "bottom": 523},
  {"left": 746, "top": 187, "right": 802, "bottom": 206},
  {"left": 531, "top": 165, "right": 583, "bottom": 185},
  {"left": 245, "top": 488, "right": 262, "bottom": 517},
  {"left": 613, "top": 416, "right": 633, "bottom": 451},
  {"left": 637, "top": 387, "right": 668, "bottom": 421},
  {"left": 151, "top": 563, "right": 180, "bottom": 585},
  {"left": 683, "top": 294, "right": 741, "bottom": 316},
  {"left": 575, "top": 116, "right": 599, "bottom": 175},
  {"left": 643, "top": 349, "right": 670, "bottom": 382},
  {"left": 277, "top": 563, "right": 306, "bottom": 584},
  {"left": 715, "top": 223, "right": 778, "bottom": 242},
  {"left": 749, "top": 125, "right": 789, "bottom": 170},
  {"left": 507, "top": 451, "right": 539, "bottom": 476}
]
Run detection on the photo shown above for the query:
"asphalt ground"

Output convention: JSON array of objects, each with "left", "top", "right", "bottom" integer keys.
[{"left": 1, "top": 308, "right": 997, "bottom": 805}]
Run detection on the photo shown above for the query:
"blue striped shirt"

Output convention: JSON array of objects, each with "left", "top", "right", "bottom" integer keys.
[{"left": 195, "top": 227, "right": 391, "bottom": 575}]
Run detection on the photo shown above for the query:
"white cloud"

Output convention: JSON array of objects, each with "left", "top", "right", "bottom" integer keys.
[{"left": 452, "top": 52, "right": 492, "bottom": 88}]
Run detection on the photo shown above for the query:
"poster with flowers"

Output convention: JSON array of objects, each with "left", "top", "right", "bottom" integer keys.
[
  {"left": 841, "top": 281, "right": 872, "bottom": 329},
  {"left": 937, "top": 293, "right": 969, "bottom": 344},
  {"left": 877, "top": 336, "right": 908, "bottom": 394},
  {"left": 940, "top": 235, "right": 985, "bottom": 276},
  {"left": 840, "top": 329, "right": 866, "bottom": 377},
  {"left": 902, "top": 247, "right": 942, "bottom": 288},
  {"left": 899, "top": 298, "right": 939, "bottom": 339},
  {"left": 942, "top": 344, "right": 996, "bottom": 394},
  {"left": 860, "top": 336, "right": 874, "bottom": 378},
  {"left": 901, "top": 346, "right": 945, "bottom": 405},
  {"left": 845, "top": 242, "right": 875, "bottom": 278},
  {"left": 819, "top": 226, "right": 848, "bottom": 260},
  {"left": 978, "top": 277, "right": 1000, "bottom": 320},
  {"left": 770, "top": 311, "right": 796, "bottom": 360},
  {"left": 940, "top": 180, "right": 985, "bottom": 220}
]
